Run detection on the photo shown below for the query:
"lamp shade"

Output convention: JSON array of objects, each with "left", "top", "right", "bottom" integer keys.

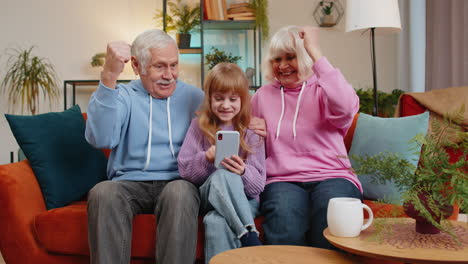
[{"left": 345, "top": 0, "right": 401, "bottom": 34}]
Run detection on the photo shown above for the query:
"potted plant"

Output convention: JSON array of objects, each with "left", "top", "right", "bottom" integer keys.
[
  {"left": 250, "top": 0, "right": 270, "bottom": 41},
  {"left": 320, "top": 1, "right": 335, "bottom": 26},
  {"left": 154, "top": 0, "right": 200, "bottom": 49},
  {"left": 1, "top": 46, "right": 60, "bottom": 115},
  {"left": 205, "top": 47, "right": 242, "bottom": 70},
  {"left": 351, "top": 105, "right": 467, "bottom": 237},
  {"left": 355, "top": 88, "right": 404, "bottom": 117},
  {"left": 90, "top": 52, "right": 106, "bottom": 67}
]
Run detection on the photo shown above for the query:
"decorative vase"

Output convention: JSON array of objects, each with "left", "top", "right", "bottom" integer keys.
[
  {"left": 176, "top": 33, "right": 191, "bottom": 49},
  {"left": 403, "top": 193, "right": 453, "bottom": 234}
]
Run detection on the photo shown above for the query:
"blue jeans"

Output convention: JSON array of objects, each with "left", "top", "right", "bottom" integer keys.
[
  {"left": 260, "top": 178, "right": 362, "bottom": 249},
  {"left": 200, "top": 169, "right": 259, "bottom": 264}
]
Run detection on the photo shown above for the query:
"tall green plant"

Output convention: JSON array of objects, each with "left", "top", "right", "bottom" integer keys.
[
  {"left": 250, "top": 0, "right": 269, "bottom": 41},
  {"left": 154, "top": 0, "right": 200, "bottom": 34},
  {"left": 1, "top": 47, "right": 60, "bottom": 115}
]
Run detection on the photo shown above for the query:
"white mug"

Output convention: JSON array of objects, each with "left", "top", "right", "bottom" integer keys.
[{"left": 327, "top": 197, "right": 374, "bottom": 237}]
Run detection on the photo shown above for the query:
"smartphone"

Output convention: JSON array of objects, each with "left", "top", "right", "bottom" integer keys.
[{"left": 214, "top": 131, "right": 240, "bottom": 169}]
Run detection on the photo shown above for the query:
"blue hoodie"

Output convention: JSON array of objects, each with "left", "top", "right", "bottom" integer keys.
[{"left": 85, "top": 79, "right": 204, "bottom": 181}]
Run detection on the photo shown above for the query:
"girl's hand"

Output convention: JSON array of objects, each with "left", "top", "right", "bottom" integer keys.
[
  {"left": 299, "top": 26, "right": 323, "bottom": 62},
  {"left": 221, "top": 155, "right": 245, "bottom": 175},
  {"left": 205, "top": 145, "right": 216, "bottom": 163}
]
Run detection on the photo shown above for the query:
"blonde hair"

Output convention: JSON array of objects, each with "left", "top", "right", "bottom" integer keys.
[
  {"left": 262, "top": 25, "right": 313, "bottom": 83},
  {"left": 198, "top": 62, "right": 252, "bottom": 156}
]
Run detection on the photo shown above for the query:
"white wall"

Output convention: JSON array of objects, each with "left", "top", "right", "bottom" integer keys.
[{"left": 0, "top": 0, "right": 400, "bottom": 164}]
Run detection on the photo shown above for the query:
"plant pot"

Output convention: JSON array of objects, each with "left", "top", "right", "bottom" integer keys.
[
  {"left": 320, "top": 15, "right": 336, "bottom": 27},
  {"left": 176, "top": 33, "right": 191, "bottom": 49},
  {"left": 403, "top": 193, "right": 453, "bottom": 234}
]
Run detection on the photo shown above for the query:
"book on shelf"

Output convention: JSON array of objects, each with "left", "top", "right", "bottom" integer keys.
[
  {"left": 204, "top": 0, "right": 228, "bottom": 20},
  {"left": 220, "top": 0, "right": 228, "bottom": 20},
  {"left": 227, "top": 11, "right": 255, "bottom": 19},
  {"left": 227, "top": 6, "right": 254, "bottom": 14},
  {"left": 204, "top": 0, "right": 213, "bottom": 20},
  {"left": 228, "top": 2, "right": 251, "bottom": 9},
  {"left": 230, "top": 16, "right": 255, "bottom": 21}
]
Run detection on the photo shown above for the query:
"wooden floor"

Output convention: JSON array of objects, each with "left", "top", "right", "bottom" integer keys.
[{"left": 0, "top": 214, "right": 466, "bottom": 264}]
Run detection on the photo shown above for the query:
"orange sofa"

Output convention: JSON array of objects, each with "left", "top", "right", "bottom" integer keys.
[{"left": 0, "top": 96, "right": 460, "bottom": 264}]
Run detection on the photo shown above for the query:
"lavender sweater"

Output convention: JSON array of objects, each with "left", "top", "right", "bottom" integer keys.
[{"left": 178, "top": 119, "right": 266, "bottom": 199}]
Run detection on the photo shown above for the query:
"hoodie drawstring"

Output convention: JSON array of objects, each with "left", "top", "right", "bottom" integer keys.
[
  {"left": 275, "top": 81, "right": 306, "bottom": 140},
  {"left": 167, "top": 97, "right": 175, "bottom": 158},
  {"left": 275, "top": 86, "right": 285, "bottom": 139},
  {"left": 292, "top": 82, "right": 306, "bottom": 138},
  {"left": 143, "top": 95, "right": 175, "bottom": 171},
  {"left": 143, "top": 95, "right": 153, "bottom": 171}
]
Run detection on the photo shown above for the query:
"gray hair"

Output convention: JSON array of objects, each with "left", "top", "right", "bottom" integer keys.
[
  {"left": 131, "top": 29, "right": 178, "bottom": 75},
  {"left": 262, "top": 25, "right": 313, "bottom": 83}
]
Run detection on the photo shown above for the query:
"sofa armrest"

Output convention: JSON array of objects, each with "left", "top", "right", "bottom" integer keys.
[{"left": 0, "top": 160, "right": 48, "bottom": 263}]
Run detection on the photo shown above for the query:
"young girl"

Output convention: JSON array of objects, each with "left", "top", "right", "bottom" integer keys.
[{"left": 178, "top": 62, "right": 266, "bottom": 263}]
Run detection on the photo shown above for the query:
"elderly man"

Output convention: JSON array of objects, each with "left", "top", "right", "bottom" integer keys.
[{"left": 85, "top": 29, "right": 204, "bottom": 264}]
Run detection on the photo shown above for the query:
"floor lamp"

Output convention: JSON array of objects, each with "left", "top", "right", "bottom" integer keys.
[{"left": 345, "top": 0, "right": 401, "bottom": 116}]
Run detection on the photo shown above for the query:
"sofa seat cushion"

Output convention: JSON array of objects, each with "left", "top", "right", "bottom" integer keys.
[
  {"left": 34, "top": 202, "right": 157, "bottom": 258},
  {"left": 34, "top": 202, "right": 215, "bottom": 260}
]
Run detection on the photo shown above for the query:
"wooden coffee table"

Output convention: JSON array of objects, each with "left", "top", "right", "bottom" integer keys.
[
  {"left": 210, "top": 245, "right": 359, "bottom": 264},
  {"left": 324, "top": 218, "right": 468, "bottom": 264}
]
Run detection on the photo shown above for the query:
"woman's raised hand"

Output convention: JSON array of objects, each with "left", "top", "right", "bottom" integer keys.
[{"left": 299, "top": 26, "right": 323, "bottom": 62}]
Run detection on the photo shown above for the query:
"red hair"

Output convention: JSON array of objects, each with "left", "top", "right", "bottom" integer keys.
[{"left": 198, "top": 62, "right": 252, "bottom": 156}]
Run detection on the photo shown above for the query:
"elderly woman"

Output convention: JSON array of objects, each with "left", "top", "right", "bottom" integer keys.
[{"left": 251, "top": 25, "right": 363, "bottom": 248}]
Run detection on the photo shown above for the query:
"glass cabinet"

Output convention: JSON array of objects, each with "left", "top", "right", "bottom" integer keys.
[{"left": 160, "top": 0, "right": 262, "bottom": 90}]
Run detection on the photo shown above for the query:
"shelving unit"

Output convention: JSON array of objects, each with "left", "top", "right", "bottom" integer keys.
[{"left": 161, "top": 0, "right": 262, "bottom": 90}]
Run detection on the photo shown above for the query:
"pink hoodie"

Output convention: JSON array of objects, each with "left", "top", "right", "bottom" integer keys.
[{"left": 251, "top": 57, "right": 362, "bottom": 192}]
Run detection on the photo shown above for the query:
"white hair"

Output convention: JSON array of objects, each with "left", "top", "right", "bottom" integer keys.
[
  {"left": 262, "top": 25, "right": 313, "bottom": 83},
  {"left": 131, "top": 29, "right": 178, "bottom": 75}
]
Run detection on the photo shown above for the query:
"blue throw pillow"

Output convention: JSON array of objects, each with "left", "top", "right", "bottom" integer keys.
[
  {"left": 5, "top": 105, "right": 107, "bottom": 209},
  {"left": 349, "top": 112, "right": 429, "bottom": 205}
]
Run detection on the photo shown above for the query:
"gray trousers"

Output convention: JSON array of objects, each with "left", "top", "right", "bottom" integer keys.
[{"left": 87, "top": 179, "right": 200, "bottom": 264}]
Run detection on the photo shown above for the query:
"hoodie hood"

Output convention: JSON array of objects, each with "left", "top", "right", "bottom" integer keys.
[{"left": 271, "top": 73, "right": 317, "bottom": 91}]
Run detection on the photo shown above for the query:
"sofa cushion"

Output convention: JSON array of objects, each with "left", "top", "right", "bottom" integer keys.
[
  {"left": 34, "top": 202, "right": 265, "bottom": 260},
  {"left": 34, "top": 202, "right": 158, "bottom": 258},
  {"left": 5, "top": 105, "right": 107, "bottom": 209},
  {"left": 349, "top": 112, "right": 429, "bottom": 204}
]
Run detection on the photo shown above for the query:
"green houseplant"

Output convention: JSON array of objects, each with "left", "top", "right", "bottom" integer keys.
[
  {"left": 355, "top": 88, "right": 404, "bottom": 117},
  {"left": 319, "top": 0, "right": 335, "bottom": 26},
  {"left": 250, "top": 0, "right": 270, "bottom": 41},
  {"left": 154, "top": 0, "right": 200, "bottom": 48},
  {"left": 205, "top": 47, "right": 242, "bottom": 70},
  {"left": 90, "top": 52, "right": 106, "bottom": 67},
  {"left": 1, "top": 46, "right": 60, "bottom": 115},
  {"left": 320, "top": 0, "right": 334, "bottom": 15},
  {"left": 351, "top": 105, "right": 467, "bottom": 237}
]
